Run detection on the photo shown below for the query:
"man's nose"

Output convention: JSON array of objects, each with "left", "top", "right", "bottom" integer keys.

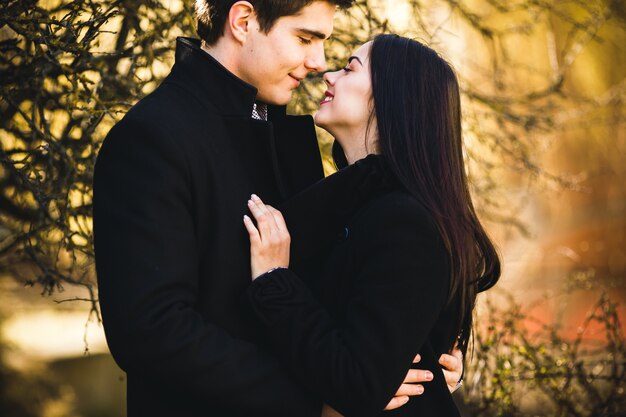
[{"left": 305, "top": 43, "right": 327, "bottom": 73}]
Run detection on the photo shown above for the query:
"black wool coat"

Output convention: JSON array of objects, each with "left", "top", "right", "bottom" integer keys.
[
  {"left": 93, "top": 37, "right": 331, "bottom": 417},
  {"left": 248, "top": 155, "right": 462, "bottom": 417}
]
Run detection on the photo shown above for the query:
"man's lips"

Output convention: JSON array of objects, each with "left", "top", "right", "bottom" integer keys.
[
  {"left": 320, "top": 91, "right": 334, "bottom": 105},
  {"left": 289, "top": 74, "right": 303, "bottom": 86}
]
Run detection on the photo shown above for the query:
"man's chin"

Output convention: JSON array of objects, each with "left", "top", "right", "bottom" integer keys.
[{"left": 257, "top": 91, "right": 293, "bottom": 106}]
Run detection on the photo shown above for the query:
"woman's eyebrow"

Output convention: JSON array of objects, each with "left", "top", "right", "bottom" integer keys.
[{"left": 347, "top": 56, "right": 363, "bottom": 66}]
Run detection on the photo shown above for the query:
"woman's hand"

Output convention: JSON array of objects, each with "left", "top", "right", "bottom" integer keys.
[
  {"left": 440, "top": 347, "right": 464, "bottom": 393},
  {"left": 243, "top": 194, "right": 290, "bottom": 280}
]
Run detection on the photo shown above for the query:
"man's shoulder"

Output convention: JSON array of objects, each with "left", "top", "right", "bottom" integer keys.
[
  {"left": 106, "top": 81, "right": 225, "bottom": 146},
  {"left": 125, "top": 81, "right": 220, "bottom": 126}
]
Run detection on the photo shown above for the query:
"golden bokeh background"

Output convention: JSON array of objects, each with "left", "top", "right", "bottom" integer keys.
[{"left": 1, "top": 0, "right": 624, "bottom": 415}]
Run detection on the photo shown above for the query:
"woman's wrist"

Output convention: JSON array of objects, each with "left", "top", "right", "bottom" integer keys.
[{"left": 252, "top": 266, "right": 288, "bottom": 281}]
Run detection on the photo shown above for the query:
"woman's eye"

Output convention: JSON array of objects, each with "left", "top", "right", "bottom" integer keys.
[
  {"left": 343, "top": 67, "right": 352, "bottom": 72},
  {"left": 299, "top": 37, "right": 312, "bottom": 45}
]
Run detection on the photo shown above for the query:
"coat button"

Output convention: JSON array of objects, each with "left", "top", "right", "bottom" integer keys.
[{"left": 336, "top": 227, "right": 349, "bottom": 242}]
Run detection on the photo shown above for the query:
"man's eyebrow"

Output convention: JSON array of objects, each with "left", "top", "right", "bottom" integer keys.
[
  {"left": 348, "top": 56, "right": 363, "bottom": 66},
  {"left": 296, "top": 28, "right": 329, "bottom": 40}
]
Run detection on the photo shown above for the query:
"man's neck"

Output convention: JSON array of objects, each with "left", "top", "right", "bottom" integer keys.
[
  {"left": 200, "top": 39, "right": 241, "bottom": 81},
  {"left": 201, "top": 39, "right": 266, "bottom": 119}
]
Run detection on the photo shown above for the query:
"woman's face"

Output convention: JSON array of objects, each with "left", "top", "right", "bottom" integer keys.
[{"left": 314, "top": 42, "right": 374, "bottom": 147}]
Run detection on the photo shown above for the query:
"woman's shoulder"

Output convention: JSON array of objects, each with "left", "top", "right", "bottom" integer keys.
[
  {"left": 356, "top": 190, "right": 435, "bottom": 224},
  {"left": 350, "top": 190, "right": 442, "bottom": 243}
]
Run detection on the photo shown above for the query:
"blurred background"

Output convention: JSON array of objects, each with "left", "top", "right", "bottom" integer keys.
[{"left": 1, "top": 0, "right": 625, "bottom": 415}]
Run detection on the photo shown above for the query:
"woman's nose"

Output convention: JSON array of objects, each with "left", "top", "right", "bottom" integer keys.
[{"left": 323, "top": 70, "right": 339, "bottom": 86}]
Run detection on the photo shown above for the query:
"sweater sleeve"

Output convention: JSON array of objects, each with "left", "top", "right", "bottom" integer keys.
[
  {"left": 247, "top": 196, "right": 450, "bottom": 417},
  {"left": 93, "top": 116, "right": 320, "bottom": 416}
]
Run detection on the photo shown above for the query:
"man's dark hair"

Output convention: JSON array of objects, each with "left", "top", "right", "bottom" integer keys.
[{"left": 195, "top": 0, "right": 354, "bottom": 45}]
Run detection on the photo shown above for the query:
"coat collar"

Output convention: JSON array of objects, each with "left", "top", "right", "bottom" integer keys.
[
  {"left": 280, "top": 154, "right": 400, "bottom": 263},
  {"left": 169, "top": 37, "right": 324, "bottom": 199},
  {"left": 171, "top": 37, "right": 292, "bottom": 119}
]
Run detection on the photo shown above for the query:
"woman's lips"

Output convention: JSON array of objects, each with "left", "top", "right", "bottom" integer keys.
[{"left": 320, "top": 91, "right": 334, "bottom": 105}]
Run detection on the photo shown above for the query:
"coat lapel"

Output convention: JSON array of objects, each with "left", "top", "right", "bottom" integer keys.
[
  {"left": 269, "top": 106, "right": 324, "bottom": 199},
  {"left": 225, "top": 109, "right": 325, "bottom": 205},
  {"left": 279, "top": 155, "right": 398, "bottom": 265},
  {"left": 168, "top": 37, "right": 325, "bottom": 205},
  {"left": 224, "top": 117, "right": 285, "bottom": 205}
]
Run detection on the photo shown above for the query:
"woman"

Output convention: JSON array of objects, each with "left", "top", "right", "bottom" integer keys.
[{"left": 242, "top": 34, "right": 500, "bottom": 416}]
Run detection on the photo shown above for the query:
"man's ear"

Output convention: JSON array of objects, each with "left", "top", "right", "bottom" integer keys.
[{"left": 227, "top": 1, "right": 255, "bottom": 44}]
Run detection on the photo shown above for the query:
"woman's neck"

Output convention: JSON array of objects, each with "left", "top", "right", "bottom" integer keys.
[
  {"left": 343, "top": 145, "right": 369, "bottom": 165},
  {"left": 333, "top": 128, "right": 379, "bottom": 165}
]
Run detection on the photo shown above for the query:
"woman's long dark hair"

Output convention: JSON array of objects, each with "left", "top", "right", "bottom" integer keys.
[{"left": 368, "top": 34, "right": 501, "bottom": 355}]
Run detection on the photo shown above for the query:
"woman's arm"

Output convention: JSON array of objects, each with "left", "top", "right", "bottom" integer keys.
[{"left": 243, "top": 194, "right": 450, "bottom": 416}]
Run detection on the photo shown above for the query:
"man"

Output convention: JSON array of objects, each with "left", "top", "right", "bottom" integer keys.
[{"left": 93, "top": 1, "right": 462, "bottom": 416}]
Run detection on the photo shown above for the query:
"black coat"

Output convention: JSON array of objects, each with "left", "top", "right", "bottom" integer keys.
[
  {"left": 248, "top": 155, "right": 462, "bottom": 417},
  {"left": 93, "top": 37, "right": 330, "bottom": 417}
]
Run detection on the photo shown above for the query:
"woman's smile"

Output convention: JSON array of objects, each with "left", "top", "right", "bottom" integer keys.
[{"left": 320, "top": 90, "right": 334, "bottom": 105}]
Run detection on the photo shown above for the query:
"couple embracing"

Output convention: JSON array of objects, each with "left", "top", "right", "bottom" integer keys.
[{"left": 93, "top": 1, "right": 500, "bottom": 416}]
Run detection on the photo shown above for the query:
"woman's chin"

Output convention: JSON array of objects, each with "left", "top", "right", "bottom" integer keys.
[
  {"left": 313, "top": 112, "right": 330, "bottom": 130},
  {"left": 314, "top": 111, "right": 341, "bottom": 139}
]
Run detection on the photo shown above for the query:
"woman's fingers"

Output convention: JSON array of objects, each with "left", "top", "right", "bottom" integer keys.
[
  {"left": 245, "top": 194, "right": 291, "bottom": 279},
  {"left": 266, "top": 205, "right": 290, "bottom": 237},
  {"left": 248, "top": 194, "right": 278, "bottom": 239},
  {"left": 243, "top": 214, "right": 260, "bottom": 243},
  {"left": 248, "top": 196, "right": 290, "bottom": 244}
]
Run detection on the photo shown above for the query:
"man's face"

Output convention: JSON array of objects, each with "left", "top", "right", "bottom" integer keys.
[{"left": 238, "top": 1, "right": 335, "bottom": 105}]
